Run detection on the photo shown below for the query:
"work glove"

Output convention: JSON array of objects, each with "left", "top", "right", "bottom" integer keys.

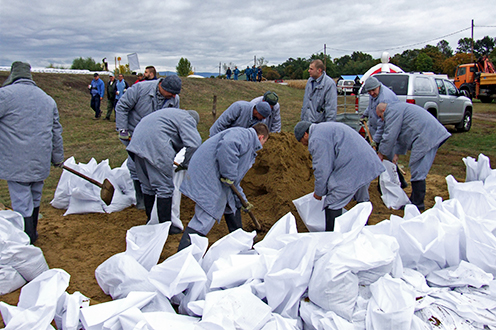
[
  {"left": 370, "top": 140, "right": 377, "bottom": 148},
  {"left": 119, "top": 129, "right": 130, "bottom": 141},
  {"left": 220, "top": 177, "right": 234, "bottom": 186},
  {"left": 241, "top": 202, "right": 254, "bottom": 213},
  {"left": 360, "top": 116, "right": 368, "bottom": 123},
  {"left": 175, "top": 163, "right": 188, "bottom": 172}
]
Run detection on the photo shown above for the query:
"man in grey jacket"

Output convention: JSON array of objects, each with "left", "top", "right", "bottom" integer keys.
[
  {"left": 250, "top": 91, "right": 281, "bottom": 133},
  {"left": 116, "top": 75, "right": 181, "bottom": 209},
  {"left": 301, "top": 59, "right": 337, "bottom": 123},
  {"left": 178, "top": 123, "right": 270, "bottom": 251},
  {"left": 209, "top": 100, "right": 271, "bottom": 137},
  {"left": 294, "top": 121, "right": 384, "bottom": 232},
  {"left": 377, "top": 102, "right": 451, "bottom": 210},
  {"left": 0, "top": 61, "right": 64, "bottom": 243},
  {"left": 127, "top": 109, "right": 201, "bottom": 234}
]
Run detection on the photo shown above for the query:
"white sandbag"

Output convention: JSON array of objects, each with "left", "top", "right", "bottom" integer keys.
[
  {"left": 259, "top": 313, "right": 299, "bottom": 330},
  {"left": 148, "top": 245, "right": 206, "bottom": 299},
  {"left": 0, "top": 210, "right": 25, "bottom": 231},
  {"left": 79, "top": 291, "right": 156, "bottom": 330},
  {"left": 0, "top": 216, "right": 29, "bottom": 245},
  {"left": 210, "top": 254, "right": 266, "bottom": 290},
  {"left": 254, "top": 212, "right": 298, "bottom": 255},
  {"left": 0, "top": 243, "right": 49, "bottom": 282},
  {"left": 116, "top": 307, "right": 150, "bottom": 330},
  {"left": 51, "top": 156, "right": 78, "bottom": 209},
  {"left": 292, "top": 192, "right": 325, "bottom": 232},
  {"left": 125, "top": 222, "right": 171, "bottom": 271},
  {"left": 380, "top": 160, "right": 411, "bottom": 210},
  {"left": 143, "top": 311, "right": 200, "bottom": 330},
  {"left": 103, "top": 159, "right": 136, "bottom": 213},
  {"left": 265, "top": 235, "right": 317, "bottom": 319},
  {"left": 198, "top": 287, "right": 272, "bottom": 330},
  {"left": 366, "top": 274, "right": 416, "bottom": 330},
  {"left": 463, "top": 153, "right": 492, "bottom": 182},
  {"left": 299, "top": 297, "right": 354, "bottom": 330},
  {"left": 54, "top": 291, "right": 90, "bottom": 330},
  {"left": 446, "top": 175, "right": 496, "bottom": 218},
  {"left": 0, "top": 265, "right": 26, "bottom": 295},
  {"left": 95, "top": 253, "right": 156, "bottom": 300},
  {"left": 415, "top": 302, "right": 480, "bottom": 330},
  {"left": 0, "top": 302, "right": 56, "bottom": 330},
  {"left": 140, "top": 291, "right": 176, "bottom": 314},
  {"left": 427, "top": 260, "right": 494, "bottom": 288},
  {"left": 464, "top": 214, "right": 496, "bottom": 276}
]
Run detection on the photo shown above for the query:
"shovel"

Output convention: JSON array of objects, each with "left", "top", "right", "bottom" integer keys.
[
  {"left": 229, "top": 184, "right": 262, "bottom": 231},
  {"left": 62, "top": 165, "right": 115, "bottom": 206}
]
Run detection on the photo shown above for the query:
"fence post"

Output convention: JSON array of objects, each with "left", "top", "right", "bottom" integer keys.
[{"left": 212, "top": 94, "right": 217, "bottom": 121}]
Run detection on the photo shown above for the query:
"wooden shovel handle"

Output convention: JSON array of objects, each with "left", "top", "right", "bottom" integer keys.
[
  {"left": 62, "top": 165, "right": 103, "bottom": 188},
  {"left": 229, "top": 184, "right": 262, "bottom": 231}
]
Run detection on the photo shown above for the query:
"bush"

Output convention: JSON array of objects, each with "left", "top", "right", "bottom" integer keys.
[{"left": 71, "top": 57, "right": 102, "bottom": 71}]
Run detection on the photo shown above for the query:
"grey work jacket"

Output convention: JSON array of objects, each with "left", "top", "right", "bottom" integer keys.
[
  {"left": 301, "top": 72, "right": 337, "bottom": 123},
  {"left": 209, "top": 101, "right": 261, "bottom": 137}
]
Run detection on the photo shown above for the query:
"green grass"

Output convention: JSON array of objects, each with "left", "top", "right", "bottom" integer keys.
[{"left": 0, "top": 71, "right": 496, "bottom": 208}]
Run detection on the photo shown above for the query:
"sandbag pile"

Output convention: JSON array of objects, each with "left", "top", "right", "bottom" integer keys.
[
  {"left": 3, "top": 154, "right": 496, "bottom": 329},
  {"left": 0, "top": 210, "right": 49, "bottom": 296}
]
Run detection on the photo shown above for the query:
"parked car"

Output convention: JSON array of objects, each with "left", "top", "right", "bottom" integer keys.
[
  {"left": 357, "top": 73, "right": 473, "bottom": 132},
  {"left": 336, "top": 79, "right": 354, "bottom": 95}
]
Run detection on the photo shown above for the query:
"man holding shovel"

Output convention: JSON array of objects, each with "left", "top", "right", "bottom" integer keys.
[
  {"left": 177, "top": 123, "right": 269, "bottom": 251},
  {"left": 294, "top": 121, "right": 384, "bottom": 231},
  {"left": 0, "top": 61, "right": 64, "bottom": 243},
  {"left": 127, "top": 108, "right": 201, "bottom": 234}
]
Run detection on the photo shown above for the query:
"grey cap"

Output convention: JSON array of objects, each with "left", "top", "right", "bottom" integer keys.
[
  {"left": 255, "top": 101, "right": 271, "bottom": 118},
  {"left": 187, "top": 110, "right": 200, "bottom": 125},
  {"left": 109, "top": 72, "right": 114, "bottom": 77},
  {"left": 363, "top": 76, "right": 381, "bottom": 91},
  {"left": 263, "top": 91, "right": 279, "bottom": 106},
  {"left": 294, "top": 121, "right": 311, "bottom": 142},
  {"left": 2, "top": 61, "right": 32, "bottom": 87},
  {"left": 161, "top": 75, "right": 182, "bottom": 94}
]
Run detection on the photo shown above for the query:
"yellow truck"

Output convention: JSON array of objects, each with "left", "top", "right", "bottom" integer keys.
[{"left": 454, "top": 56, "right": 496, "bottom": 103}]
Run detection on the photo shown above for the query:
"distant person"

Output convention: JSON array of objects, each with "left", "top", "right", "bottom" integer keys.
[
  {"left": 257, "top": 66, "right": 262, "bottom": 82},
  {"left": 116, "top": 75, "right": 182, "bottom": 210},
  {"left": 250, "top": 91, "right": 281, "bottom": 133},
  {"left": 177, "top": 123, "right": 269, "bottom": 251},
  {"left": 102, "top": 58, "right": 108, "bottom": 71},
  {"left": 233, "top": 66, "right": 240, "bottom": 80},
  {"left": 245, "top": 66, "right": 251, "bottom": 81},
  {"left": 226, "top": 67, "right": 232, "bottom": 80},
  {"left": 294, "top": 121, "right": 384, "bottom": 231},
  {"left": 353, "top": 76, "right": 361, "bottom": 95},
  {"left": 134, "top": 73, "right": 144, "bottom": 84},
  {"left": 376, "top": 102, "right": 451, "bottom": 210},
  {"left": 144, "top": 66, "right": 158, "bottom": 80},
  {"left": 115, "top": 74, "right": 129, "bottom": 110},
  {"left": 126, "top": 109, "right": 201, "bottom": 234},
  {"left": 0, "top": 61, "right": 64, "bottom": 243},
  {"left": 301, "top": 59, "right": 337, "bottom": 123},
  {"left": 209, "top": 100, "right": 271, "bottom": 137},
  {"left": 251, "top": 65, "right": 257, "bottom": 82},
  {"left": 104, "top": 73, "right": 117, "bottom": 121},
  {"left": 88, "top": 73, "right": 105, "bottom": 119}
]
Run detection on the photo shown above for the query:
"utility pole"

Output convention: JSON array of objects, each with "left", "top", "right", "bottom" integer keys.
[
  {"left": 471, "top": 19, "right": 474, "bottom": 62},
  {"left": 219, "top": 62, "right": 221, "bottom": 77},
  {"left": 324, "top": 44, "right": 327, "bottom": 71},
  {"left": 254, "top": 55, "right": 256, "bottom": 66}
]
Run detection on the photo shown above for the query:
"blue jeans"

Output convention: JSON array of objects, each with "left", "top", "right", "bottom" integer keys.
[{"left": 90, "top": 94, "right": 101, "bottom": 117}]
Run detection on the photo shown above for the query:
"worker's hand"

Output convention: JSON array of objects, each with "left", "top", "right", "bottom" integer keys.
[
  {"left": 360, "top": 116, "right": 368, "bottom": 123},
  {"left": 392, "top": 154, "right": 399, "bottom": 164},
  {"left": 119, "top": 129, "right": 130, "bottom": 141},
  {"left": 377, "top": 152, "right": 384, "bottom": 161},
  {"left": 313, "top": 192, "right": 322, "bottom": 200},
  {"left": 220, "top": 177, "right": 234, "bottom": 186},
  {"left": 175, "top": 163, "right": 188, "bottom": 172},
  {"left": 370, "top": 140, "right": 377, "bottom": 148},
  {"left": 242, "top": 202, "right": 254, "bottom": 213}
]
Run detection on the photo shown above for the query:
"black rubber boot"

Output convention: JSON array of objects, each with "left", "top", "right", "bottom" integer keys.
[
  {"left": 143, "top": 194, "right": 155, "bottom": 221},
  {"left": 157, "top": 197, "right": 181, "bottom": 234},
  {"left": 324, "top": 208, "right": 342, "bottom": 232},
  {"left": 410, "top": 180, "right": 426, "bottom": 211},
  {"left": 133, "top": 180, "right": 145, "bottom": 210},
  {"left": 24, "top": 216, "right": 36, "bottom": 244},
  {"left": 177, "top": 226, "right": 204, "bottom": 251},
  {"left": 397, "top": 165, "right": 408, "bottom": 189},
  {"left": 32, "top": 206, "right": 40, "bottom": 242},
  {"left": 225, "top": 209, "right": 242, "bottom": 232}
]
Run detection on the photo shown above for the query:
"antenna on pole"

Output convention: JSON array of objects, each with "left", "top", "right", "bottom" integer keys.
[
  {"left": 324, "top": 44, "right": 327, "bottom": 71},
  {"left": 254, "top": 55, "right": 256, "bottom": 66}
]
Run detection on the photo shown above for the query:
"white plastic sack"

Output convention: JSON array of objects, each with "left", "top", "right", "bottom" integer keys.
[
  {"left": 292, "top": 192, "right": 325, "bottom": 232},
  {"left": 380, "top": 160, "right": 411, "bottom": 210},
  {"left": 103, "top": 159, "right": 136, "bottom": 213},
  {"left": 54, "top": 291, "right": 90, "bottom": 330},
  {"left": 446, "top": 175, "right": 496, "bottom": 218},
  {"left": 463, "top": 153, "right": 492, "bottom": 182},
  {"left": 0, "top": 243, "right": 49, "bottom": 282},
  {"left": 0, "top": 210, "right": 25, "bottom": 231},
  {"left": 125, "top": 222, "right": 171, "bottom": 271},
  {"left": 426, "top": 260, "right": 493, "bottom": 288},
  {"left": 0, "top": 216, "right": 30, "bottom": 246},
  {"left": 464, "top": 214, "right": 496, "bottom": 276},
  {"left": 0, "top": 265, "right": 26, "bottom": 295},
  {"left": 254, "top": 212, "right": 298, "bottom": 255},
  {"left": 143, "top": 311, "right": 200, "bottom": 330}
]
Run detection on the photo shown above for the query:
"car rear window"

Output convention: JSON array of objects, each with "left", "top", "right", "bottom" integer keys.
[
  {"left": 374, "top": 75, "right": 409, "bottom": 95},
  {"left": 413, "top": 77, "right": 435, "bottom": 95}
]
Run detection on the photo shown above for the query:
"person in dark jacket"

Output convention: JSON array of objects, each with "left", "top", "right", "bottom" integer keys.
[
  {"left": 0, "top": 61, "right": 64, "bottom": 243},
  {"left": 104, "top": 73, "right": 117, "bottom": 120}
]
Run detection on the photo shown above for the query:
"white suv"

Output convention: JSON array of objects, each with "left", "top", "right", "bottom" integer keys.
[{"left": 358, "top": 73, "right": 473, "bottom": 132}]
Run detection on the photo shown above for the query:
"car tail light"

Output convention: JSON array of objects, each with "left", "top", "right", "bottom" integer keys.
[
  {"left": 406, "top": 99, "right": 415, "bottom": 104},
  {"left": 355, "top": 96, "right": 359, "bottom": 112},
  {"left": 359, "top": 126, "right": 366, "bottom": 138}
]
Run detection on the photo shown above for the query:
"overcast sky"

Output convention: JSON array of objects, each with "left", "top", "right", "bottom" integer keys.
[{"left": 1, "top": 0, "right": 494, "bottom": 73}]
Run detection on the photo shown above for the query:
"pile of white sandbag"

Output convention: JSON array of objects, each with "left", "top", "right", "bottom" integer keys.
[{"left": 3, "top": 154, "right": 496, "bottom": 329}]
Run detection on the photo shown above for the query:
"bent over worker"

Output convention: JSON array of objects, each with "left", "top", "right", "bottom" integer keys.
[
  {"left": 178, "top": 123, "right": 270, "bottom": 251},
  {"left": 209, "top": 100, "right": 271, "bottom": 137},
  {"left": 126, "top": 108, "right": 201, "bottom": 234},
  {"left": 294, "top": 121, "right": 384, "bottom": 231},
  {"left": 250, "top": 91, "right": 281, "bottom": 133},
  {"left": 376, "top": 102, "right": 451, "bottom": 210},
  {"left": 0, "top": 61, "right": 64, "bottom": 243}
]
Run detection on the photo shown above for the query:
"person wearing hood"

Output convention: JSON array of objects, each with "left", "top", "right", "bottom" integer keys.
[
  {"left": 250, "top": 91, "right": 281, "bottom": 133},
  {"left": 301, "top": 59, "right": 338, "bottom": 123},
  {"left": 178, "top": 123, "right": 270, "bottom": 251},
  {"left": 209, "top": 100, "right": 272, "bottom": 137},
  {"left": 116, "top": 75, "right": 182, "bottom": 210},
  {"left": 127, "top": 109, "right": 202, "bottom": 234},
  {"left": 0, "top": 61, "right": 64, "bottom": 243},
  {"left": 294, "top": 120, "right": 384, "bottom": 232},
  {"left": 376, "top": 102, "right": 451, "bottom": 210}
]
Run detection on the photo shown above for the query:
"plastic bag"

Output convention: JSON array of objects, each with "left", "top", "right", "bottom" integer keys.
[
  {"left": 379, "top": 160, "right": 411, "bottom": 210},
  {"left": 292, "top": 192, "right": 325, "bottom": 232}
]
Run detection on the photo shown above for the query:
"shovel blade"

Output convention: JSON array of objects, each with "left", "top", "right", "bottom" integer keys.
[{"left": 100, "top": 179, "right": 115, "bottom": 206}]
